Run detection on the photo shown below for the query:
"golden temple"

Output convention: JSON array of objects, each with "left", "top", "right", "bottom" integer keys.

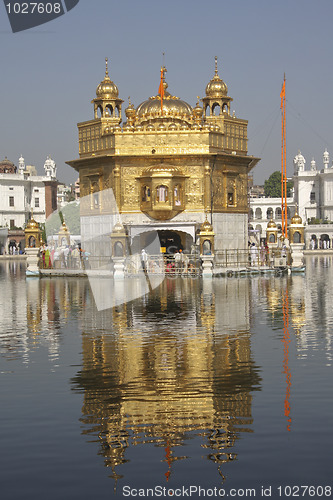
[{"left": 67, "top": 57, "right": 260, "bottom": 255}]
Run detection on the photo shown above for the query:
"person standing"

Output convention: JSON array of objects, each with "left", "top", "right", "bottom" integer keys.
[
  {"left": 174, "top": 250, "right": 181, "bottom": 275},
  {"left": 141, "top": 249, "right": 148, "bottom": 272},
  {"left": 250, "top": 243, "right": 258, "bottom": 267}
]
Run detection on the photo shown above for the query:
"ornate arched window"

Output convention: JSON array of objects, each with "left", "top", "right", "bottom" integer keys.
[
  {"left": 156, "top": 185, "right": 168, "bottom": 202},
  {"left": 142, "top": 185, "right": 151, "bottom": 202},
  {"left": 203, "top": 240, "right": 212, "bottom": 255},
  {"left": 93, "top": 192, "right": 99, "bottom": 209},
  {"left": 114, "top": 241, "right": 124, "bottom": 257},
  {"left": 174, "top": 184, "right": 182, "bottom": 206},
  {"left": 255, "top": 208, "right": 262, "bottom": 219},
  {"left": 212, "top": 103, "right": 221, "bottom": 116},
  {"left": 105, "top": 104, "right": 113, "bottom": 117},
  {"left": 29, "top": 236, "right": 36, "bottom": 248},
  {"left": 227, "top": 191, "right": 234, "bottom": 206},
  {"left": 293, "top": 231, "right": 301, "bottom": 243}
]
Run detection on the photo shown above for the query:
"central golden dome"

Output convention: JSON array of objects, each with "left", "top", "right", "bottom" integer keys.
[{"left": 136, "top": 78, "right": 193, "bottom": 124}]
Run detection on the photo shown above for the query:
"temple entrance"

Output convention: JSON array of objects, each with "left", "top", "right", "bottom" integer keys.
[
  {"left": 128, "top": 228, "right": 200, "bottom": 276},
  {"left": 131, "top": 229, "right": 195, "bottom": 255},
  {"left": 158, "top": 230, "right": 183, "bottom": 254}
]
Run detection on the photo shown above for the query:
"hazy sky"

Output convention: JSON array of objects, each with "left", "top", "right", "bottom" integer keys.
[{"left": 1, "top": 0, "right": 333, "bottom": 185}]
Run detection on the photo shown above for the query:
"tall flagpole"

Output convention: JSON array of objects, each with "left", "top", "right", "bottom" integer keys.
[
  {"left": 283, "top": 74, "right": 287, "bottom": 239},
  {"left": 280, "top": 75, "right": 287, "bottom": 238}
]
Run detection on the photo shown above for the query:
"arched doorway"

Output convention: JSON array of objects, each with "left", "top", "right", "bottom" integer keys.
[
  {"left": 158, "top": 230, "right": 183, "bottom": 254},
  {"left": 131, "top": 229, "right": 194, "bottom": 255},
  {"left": 320, "top": 233, "right": 330, "bottom": 249},
  {"left": 310, "top": 235, "right": 317, "bottom": 249},
  {"left": 9, "top": 239, "right": 17, "bottom": 254}
]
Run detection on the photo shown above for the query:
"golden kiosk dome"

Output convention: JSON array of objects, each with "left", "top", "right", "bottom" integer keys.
[
  {"left": 200, "top": 218, "right": 213, "bottom": 233},
  {"left": 26, "top": 214, "right": 39, "bottom": 230},
  {"left": 267, "top": 218, "right": 277, "bottom": 229},
  {"left": 125, "top": 97, "right": 136, "bottom": 118},
  {"left": 96, "top": 58, "right": 119, "bottom": 99},
  {"left": 290, "top": 212, "right": 303, "bottom": 225},
  {"left": 205, "top": 57, "right": 228, "bottom": 98}
]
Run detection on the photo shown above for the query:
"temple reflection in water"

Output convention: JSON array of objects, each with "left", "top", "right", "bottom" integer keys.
[
  {"left": 1, "top": 256, "right": 332, "bottom": 485},
  {"left": 71, "top": 277, "right": 261, "bottom": 481}
]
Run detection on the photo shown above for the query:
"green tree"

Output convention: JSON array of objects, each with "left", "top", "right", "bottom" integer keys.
[{"left": 264, "top": 171, "right": 293, "bottom": 197}]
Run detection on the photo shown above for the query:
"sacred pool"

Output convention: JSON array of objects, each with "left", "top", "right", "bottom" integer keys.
[{"left": 0, "top": 255, "right": 332, "bottom": 499}]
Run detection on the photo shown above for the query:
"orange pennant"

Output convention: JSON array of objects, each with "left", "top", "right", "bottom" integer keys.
[
  {"left": 280, "top": 79, "right": 285, "bottom": 109},
  {"left": 158, "top": 67, "right": 164, "bottom": 114}
]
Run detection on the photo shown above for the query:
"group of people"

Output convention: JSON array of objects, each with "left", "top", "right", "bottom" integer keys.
[
  {"left": 310, "top": 238, "right": 331, "bottom": 250},
  {"left": 249, "top": 242, "right": 270, "bottom": 267},
  {"left": 40, "top": 244, "right": 88, "bottom": 270},
  {"left": 140, "top": 248, "right": 198, "bottom": 275},
  {"left": 8, "top": 245, "right": 22, "bottom": 255}
]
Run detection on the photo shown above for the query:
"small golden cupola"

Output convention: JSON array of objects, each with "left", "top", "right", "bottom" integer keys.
[
  {"left": 289, "top": 209, "right": 304, "bottom": 244},
  {"left": 124, "top": 97, "right": 136, "bottom": 129},
  {"left": 24, "top": 210, "right": 41, "bottom": 248},
  {"left": 199, "top": 215, "right": 215, "bottom": 255},
  {"left": 58, "top": 221, "right": 71, "bottom": 247},
  {"left": 202, "top": 56, "right": 233, "bottom": 125},
  {"left": 266, "top": 217, "right": 278, "bottom": 244},
  {"left": 192, "top": 97, "right": 203, "bottom": 127},
  {"left": 92, "top": 58, "right": 123, "bottom": 125}
]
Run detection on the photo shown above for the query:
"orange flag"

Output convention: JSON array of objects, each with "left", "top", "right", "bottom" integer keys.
[
  {"left": 158, "top": 67, "right": 164, "bottom": 114},
  {"left": 280, "top": 78, "right": 286, "bottom": 109}
]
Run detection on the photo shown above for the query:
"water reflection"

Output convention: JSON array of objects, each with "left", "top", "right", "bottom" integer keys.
[
  {"left": 0, "top": 261, "right": 90, "bottom": 364},
  {"left": 71, "top": 278, "right": 261, "bottom": 482},
  {"left": 1, "top": 257, "right": 333, "bottom": 486},
  {"left": 251, "top": 256, "right": 333, "bottom": 366}
]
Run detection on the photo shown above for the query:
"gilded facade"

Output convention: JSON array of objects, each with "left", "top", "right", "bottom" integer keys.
[{"left": 67, "top": 57, "right": 259, "bottom": 254}]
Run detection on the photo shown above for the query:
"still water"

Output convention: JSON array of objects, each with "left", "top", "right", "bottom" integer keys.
[{"left": 0, "top": 256, "right": 332, "bottom": 499}]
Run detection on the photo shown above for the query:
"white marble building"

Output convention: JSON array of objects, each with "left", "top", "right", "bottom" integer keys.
[
  {"left": 0, "top": 155, "right": 57, "bottom": 230},
  {"left": 249, "top": 196, "right": 296, "bottom": 239},
  {"left": 250, "top": 149, "right": 333, "bottom": 246},
  {"left": 293, "top": 149, "right": 333, "bottom": 223}
]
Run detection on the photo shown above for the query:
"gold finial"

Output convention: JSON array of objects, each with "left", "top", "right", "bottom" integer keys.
[
  {"left": 105, "top": 57, "right": 109, "bottom": 77},
  {"left": 128, "top": 96, "right": 131, "bottom": 105},
  {"left": 215, "top": 56, "right": 218, "bottom": 75},
  {"left": 161, "top": 64, "right": 167, "bottom": 77}
]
